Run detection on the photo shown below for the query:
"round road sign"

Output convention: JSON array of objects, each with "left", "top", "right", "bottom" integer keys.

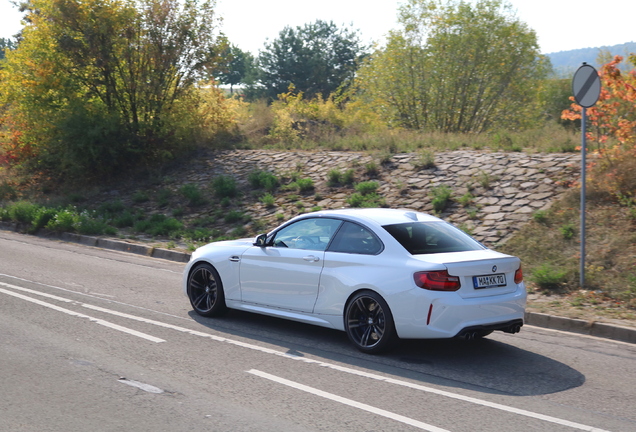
[{"left": 572, "top": 63, "right": 601, "bottom": 108}]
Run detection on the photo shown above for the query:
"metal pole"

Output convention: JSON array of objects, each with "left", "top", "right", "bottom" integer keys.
[{"left": 580, "top": 107, "right": 586, "bottom": 289}]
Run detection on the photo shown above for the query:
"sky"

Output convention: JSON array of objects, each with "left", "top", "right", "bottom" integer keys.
[{"left": 0, "top": 0, "right": 634, "bottom": 55}]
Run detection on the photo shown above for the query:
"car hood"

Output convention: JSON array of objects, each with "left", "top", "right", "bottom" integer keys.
[{"left": 193, "top": 238, "right": 254, "bottom": 257}]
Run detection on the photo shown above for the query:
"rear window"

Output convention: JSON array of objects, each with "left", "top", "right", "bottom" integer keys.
[{"left": 383, "top": 222, "right": 484, "bottom": 255}]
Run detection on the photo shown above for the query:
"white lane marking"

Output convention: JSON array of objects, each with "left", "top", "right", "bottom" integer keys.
[
  {"left": 118, "top": 378, "right": 164, "bottom": 394},
  {"left": 0, "top": 281, "right": 612, "bottom": 432},
  {"left": 0, "top": 273, "right": 188, "bottom": 321},
  {"left": 0, "top": 281, "right": 74, "bottom": 303},
  {"left": 0, "top": 288, "right": 165, "bottom": 343},
  {"left": 248, "top": 369, "right": 450, "bottom": 432}
]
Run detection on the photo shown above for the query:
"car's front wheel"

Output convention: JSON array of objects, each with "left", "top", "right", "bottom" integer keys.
[
  {"left": 344, "top": 291, "right": 396, "bottom": 354},
  {"left": 187, "top": 263, "right": 227, "bottom": 317}
]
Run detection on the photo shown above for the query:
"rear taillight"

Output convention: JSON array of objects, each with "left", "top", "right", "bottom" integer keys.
[
  {"left": 514, "top": 265, "right": 523, "bottom": 284},
  {"left": 414, "top": 270, "right": 461, "bottom": 291}
]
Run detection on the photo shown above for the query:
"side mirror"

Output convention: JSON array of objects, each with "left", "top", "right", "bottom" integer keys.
[{"left": 254, "top": 233, "right": 267, "bottom": 247}]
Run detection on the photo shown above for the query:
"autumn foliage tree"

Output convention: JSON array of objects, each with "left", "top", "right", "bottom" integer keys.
[
  {"left": 562, "top": 55, "right": 636, "bottom": 200},
  {"left": 0, "top": 0, "right": 227, "bottom": 180}
]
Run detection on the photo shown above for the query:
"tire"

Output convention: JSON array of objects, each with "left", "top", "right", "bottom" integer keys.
[
  {"left": 187, "top": 263, "right": 227, "bottom": 317},
  {"left": 344, "top": 291, "right": 396, "bottom": 354}
]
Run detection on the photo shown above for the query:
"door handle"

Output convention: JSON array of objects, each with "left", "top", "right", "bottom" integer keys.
[{"left": 303, "top": 255, "right": 320, "bottom": 262}]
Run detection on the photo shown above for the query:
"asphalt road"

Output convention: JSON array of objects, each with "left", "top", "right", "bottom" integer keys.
[{"left": 1, "top": 230, "right": 635, "bottom": 432}]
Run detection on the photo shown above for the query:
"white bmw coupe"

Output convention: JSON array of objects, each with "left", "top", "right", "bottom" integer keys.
[{"left": 183, "top": 208, "right": 526, "bottom": 353}]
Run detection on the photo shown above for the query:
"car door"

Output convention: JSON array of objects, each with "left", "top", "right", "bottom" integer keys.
[{"left": 239, "top": 218, "right": 342, "bottom": 312}]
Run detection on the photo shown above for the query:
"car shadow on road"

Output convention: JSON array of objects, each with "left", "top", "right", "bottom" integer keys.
[{"left": 188, "top": 309, "right": 585, "bottom": 397}]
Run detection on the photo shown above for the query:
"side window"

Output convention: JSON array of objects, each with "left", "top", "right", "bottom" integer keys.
[
  {"left": 271, "top": 218, "right": 342, "bottom": 251},
  {"left": 328, "top": 222, "right": 382, "bottom": 255}
]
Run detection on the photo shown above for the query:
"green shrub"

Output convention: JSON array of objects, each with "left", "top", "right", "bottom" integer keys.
[
  {"left": 458, "top": 192, "right": 473, "bottom": 207},
  {"left": 260, "top": 193, "right": 276, "bottom": 208},
  {"left": 184, "top": 227, "right": 213, "bottom": 242},
  {"left": 347, "top": 192, "right": 386, "bottom": 208},
  {"left": 134, "top": 214, "right": 183, "bottom": 237},
  {"left": 533, "top": 210, "right": 549, "bottom": 224},
  {"left": 530, "top": 263, "right": 568, "bottom": 290},
  {"left": 430, "top": 185, "right": 453, "bottom": 213},
  {"left": 113, "top": 210, "right": 136, "bottom": 228},
  {"left": 365, "top": 162, "right": 379, "bottom": 177},
  {"left": 560, "top": 223, "right": 576, "bottom": 240},
  {"left": 248, "top": 170, "right": 279, "bottom": 191},
  {"left": 287, "top": 177, "right": 314, "bottom": 192},
  {"left": 327, "top": 169, "right": 341, "bottom": 186},
  {"left": 156, "top": 188, "right": 172, "bottom": 207},
  {"left": 327, "top": 168, "right": 355, "bottom": 186},
  {"left": 476, "top": 171, "right": 495, "bottom": 189},
  {"left": 75, "top": 211, "right": 110, "bottom": 235},
  {"left": 180, "top": 183, "right": 206, "bottom": 207},
  {"left": 7, "top": 201, "right": 40, "bottom": 224},
  {"left": 97, "top": 200, "right": 125, "bottom": 217},
  {"left": 132, "top": 191, "right": 149, "bottom": 203},
  {"left": 212, "top": 175, "right": 238, "bottom": 198},
  {"left": 355, "top": 181, "right": 379, "bottom": 195},
  {"left": 46, "top": 208, "right": 78, "bottom": 232},
  {"left": 32, "top": 207, "right": 58, "bottom": 231},
  {"left": 224, "top": 210, "right": 245, "bottom": 223},
  {"left": 414, "top": 150, "right": 436, "bottom": 170}
]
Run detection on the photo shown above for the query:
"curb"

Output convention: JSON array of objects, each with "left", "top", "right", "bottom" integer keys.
[
  {"left": 2, "top": 223, "right": 634, "bottom": 344},
  {"left": 524, "top": 312, "right": 636, "bottom": 344}
]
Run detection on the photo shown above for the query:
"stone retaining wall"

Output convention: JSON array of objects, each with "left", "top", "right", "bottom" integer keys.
[{"left": 182, "top": 149, "right": 581, "bottom": 246}]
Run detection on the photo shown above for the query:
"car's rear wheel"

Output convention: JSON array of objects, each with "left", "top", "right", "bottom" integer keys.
[
  {"left": 187, "top": 263, "right": 227, "bottom": 317},
  {"left": 345, "top": 291, "right": 396, "bottom": 354}
]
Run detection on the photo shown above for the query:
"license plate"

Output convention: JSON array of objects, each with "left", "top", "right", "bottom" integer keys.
[{"left": 473, "top": 273, "right": 506, "bottom": 289}]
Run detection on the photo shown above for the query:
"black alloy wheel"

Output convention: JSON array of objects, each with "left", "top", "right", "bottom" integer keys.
[
  {"left": 344, "top": 291, "right": 396, "bottom": 354},
  {"left": 187, "top": 263, "right": 227, "bottom": 317}
]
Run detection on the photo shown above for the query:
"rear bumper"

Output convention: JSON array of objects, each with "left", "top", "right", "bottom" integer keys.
[
  {"left": 392, "top": 284, "right": 527, "bottom": 339},
  {"left": 455, "top": 318, "right": 523, "bottom": 338}
]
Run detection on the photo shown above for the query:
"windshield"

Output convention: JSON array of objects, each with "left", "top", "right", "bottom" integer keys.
[{"left": 383, "top": 222, "right": 485, "bottom": 255}]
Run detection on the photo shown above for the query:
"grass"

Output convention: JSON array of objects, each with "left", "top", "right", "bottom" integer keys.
[{"left": 499, "top": 188, "right": 636, "bottom": 311}]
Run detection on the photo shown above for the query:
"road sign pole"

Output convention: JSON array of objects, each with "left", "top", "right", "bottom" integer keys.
[
  {"left": 580, "top": 108, "right": 586, "bottom": 289},
  {"left": 572, "top": 62, "right": 600, "bottom": 290}
]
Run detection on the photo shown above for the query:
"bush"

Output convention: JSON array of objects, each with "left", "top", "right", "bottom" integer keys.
[
  {"left": 327, "top": 168, "right": 355, "bottom": 186},
  {"left": 134, "top": 214, "right": 183, "bottom": 237},
  {"left": 32, "top": 207, "right": 58, "bottom": 231},
  {"left": 260, "top": 193, "right": 276, "bottom": 208},
  {"left": 354, "top": 181, "right": 379, "bottom": 195},
  {"left": 212, "top": 175, "right": 238, "bottom": 198},
  {"left": 46, "top": 208, "right": 78, "bottom": 232},
  {"left": 530, "top": 263, "right": 568, "bottom": 290},
  {"left": 347, "top": 192, "right": 386, "bottom": 208},
  {"left": 7, "top": 201, "right": 39, "bottom": 224},
  {"left": 113, "top": 210, "right": 136, "bottom": 228},
  {"left": 180, "top": 183, "right": 206, "bottom": 207},
  {"left": 224, "top": 210, "right": 245, "bottom": 224},
  {"left": 248, "top": 170, "right": 279, "bottom": 191},
  {"left": 75, "top": 211, "right": 110, "bottom": 235},
  {"left": 414, "top": 150, "right": 436, "bottom": 170},
  {"left": 287, "top": 177, "right": 314, "bottom": 192},
  {"left": 430, "top": 185, "right": 453, "bottom": 213},
  {"left": 560, "top": 223, "right": 576, "bottom": 240},
  {"left": 533, "top": 210, "right": 549, "bottom": 224}
]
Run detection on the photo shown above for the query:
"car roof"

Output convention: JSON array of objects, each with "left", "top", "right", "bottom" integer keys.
[{"left": 308, "top": 208, "right": 443, "bottom": 226}]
